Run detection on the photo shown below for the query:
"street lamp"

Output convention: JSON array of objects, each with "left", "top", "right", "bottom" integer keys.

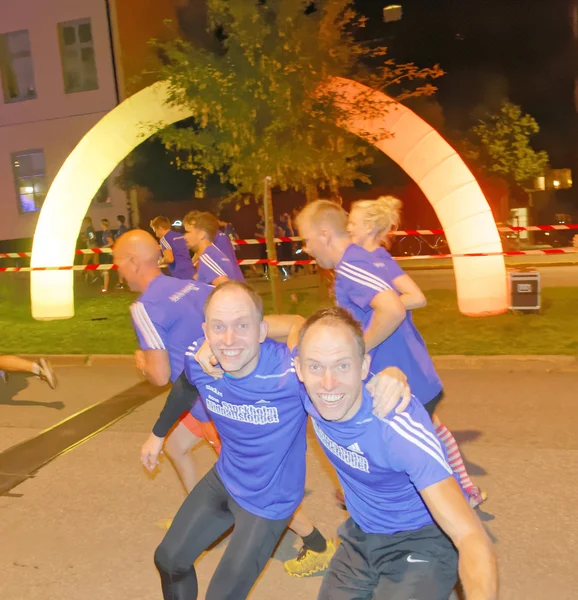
[{"left": 383, "top": 4, "right": 402, "bottom": 23}]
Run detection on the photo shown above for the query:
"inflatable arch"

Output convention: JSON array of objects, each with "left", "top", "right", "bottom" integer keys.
[{"left": 31, "top": 77, "right": 508, "bottom": 319}]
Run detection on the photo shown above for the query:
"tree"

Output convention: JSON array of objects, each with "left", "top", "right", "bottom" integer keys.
[
  {"left": 466, "top": 101, "right": 549, "bottom": 191},
  {"left": 150, "top": 0, "right": 443, "bottom": 203},
  {"left": 147, "top": 0, "right": 442, "bottom": 310}
]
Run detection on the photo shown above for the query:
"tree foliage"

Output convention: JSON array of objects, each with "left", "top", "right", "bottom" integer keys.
[
  {"left": 149, "top": 0, "right": 443, "bottom": 203},
  {"left": 467, "top": 101, "right": 549, "bottom": 190}
]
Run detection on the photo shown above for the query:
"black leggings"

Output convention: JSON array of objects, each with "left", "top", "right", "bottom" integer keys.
[{"left": 154, "top": 466, "right": 291, "bottom": 600}]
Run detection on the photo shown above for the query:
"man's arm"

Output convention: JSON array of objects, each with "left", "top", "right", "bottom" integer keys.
[
  {"left": 364, "top": 289, "right": 406, "bottom": 352},
  {"left": 366, "top": 366, "right": 411, "bottom": 417},
  {"left": 392, "top": 274, "right": 427, "bottom": 310},
  {"left": 135, "top": 349, "right": 171, "bottom": 386},
  {"left": 160, "top": 248, "right": 174, "bottom": 266},
  {"left": 264, "top": 315, "right": 305, "bottom": 349},
  {"left": 421, "top": 478, "right": 498, "bottom": 600}
]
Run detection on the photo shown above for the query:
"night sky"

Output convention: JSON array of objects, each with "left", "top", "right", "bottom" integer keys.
[{"left": 355, "top": 0, "right": 577, "bottom": 169}]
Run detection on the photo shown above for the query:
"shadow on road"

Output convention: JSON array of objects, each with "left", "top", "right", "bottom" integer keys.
[{"left": 0, "top": 374, "right": 65, "bottom": 410}]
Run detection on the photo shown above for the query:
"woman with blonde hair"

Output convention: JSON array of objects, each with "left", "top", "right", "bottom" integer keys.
[{"left": 346, "top": 195, "right": 486, "bottom": 508}]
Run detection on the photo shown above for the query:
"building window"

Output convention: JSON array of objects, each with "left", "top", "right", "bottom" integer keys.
[
  {"left": 0, "top": 30, "right": 37, "bottom": 103},
  {"left": 12, "top": 150, "right": 46, "bottom": 213},
  {"left": 57, "top": 18, "right": 98, "bottom": 93}
]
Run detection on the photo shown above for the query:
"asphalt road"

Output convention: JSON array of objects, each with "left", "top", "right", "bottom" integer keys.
[{"left": 1, "top": 359, "right": 577, "bottom": 599}]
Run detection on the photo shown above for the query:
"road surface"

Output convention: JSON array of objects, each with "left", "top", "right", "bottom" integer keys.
[{"left": 1, "top": 358, "right": 577, "bottom": 599}]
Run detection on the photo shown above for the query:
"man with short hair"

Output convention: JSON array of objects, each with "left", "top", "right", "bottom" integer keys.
[
  {"left": 151, "top": 280, "right": 410, "bottom": 599},
  {"left": 150, "top": 215, "right": 195, "bottom": 280},
  {"left": 183, "top": 211, "right": 244, "bottom": 285},
  {"left": 296, "top": 307, "right": 497, "bottom": 600},
  {"left": 296, "top": 201, "right": 486, "bottom": 507},
  {"left": 114, "top": 230, "right": 219, "bottom": 492},
  {"left": 185, "top": 210, "right": 244, "bottom": 280}
]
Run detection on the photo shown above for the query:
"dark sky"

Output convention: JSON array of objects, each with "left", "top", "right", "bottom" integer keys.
[{"left": 355, "top": 0, "right": 577, "bottom": 168}]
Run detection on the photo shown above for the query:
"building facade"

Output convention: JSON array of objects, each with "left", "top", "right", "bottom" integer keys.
[{"left": 0, "top": 0, "right": 177, "bottom": 247}]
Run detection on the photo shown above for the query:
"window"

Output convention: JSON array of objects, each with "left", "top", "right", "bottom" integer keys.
[
  {"left": 12, "top": 150, "right": 46, "bottom": 213},
  {"left": 0, "top": 30, "right": 37, "bottom": 103},
  {"left": 57, "top": 18, "right": 98, "bottom": 93}
]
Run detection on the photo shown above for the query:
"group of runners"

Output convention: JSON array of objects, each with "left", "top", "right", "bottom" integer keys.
[{"left": 112, "top": 198, "right": 497, "bottom": 599}]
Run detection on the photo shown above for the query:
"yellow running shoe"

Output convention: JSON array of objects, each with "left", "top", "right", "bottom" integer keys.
[{"left": 284, "top": 540, "right": 336, "bottom": 578}]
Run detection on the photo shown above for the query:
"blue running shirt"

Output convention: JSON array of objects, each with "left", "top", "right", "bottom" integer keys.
[
  {"left": 160, "top": 230, "right": 195, "bottom": 280},
  {"left": 214, "top": 231, "right": 244, "bottom": 281},
  {"left": 185, "top": 338, "right": 307, "bottom": 520},
  {"left": 130, "top": 275, "right": 212, "bottom": 383},
  {"left": 197, "top": 244, "right": 244, "bottom": 285},
  {"left": 335, "top": 244, "right": 442, "bottom": 404},
  {"left": 302, "top": 388, "right": 457, "bottom": 534}
]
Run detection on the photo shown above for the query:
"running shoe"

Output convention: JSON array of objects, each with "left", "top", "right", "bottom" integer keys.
[
  {"left": 283, "top": 540, "right": 336, "bottom": 578},
  {"left": 37, "top": 358, "right": 57, "bottom": 390},
  {"left": 466, "top": 486, "right": 488, "bottom": 509}
]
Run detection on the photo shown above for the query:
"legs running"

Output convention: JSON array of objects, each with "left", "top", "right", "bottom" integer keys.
[
  {"left": 432, "top": 415, "right": 486, "bottom": 507},
  {"left": 425, "top": 392, "right": 486, "bottom": 508},
  {"left": 0, "top": 356, "right": 57, "bottom": 389},
  {"left": 154, "top": 467, "right": 235, "bottom": 600},
  {"left": 284, "top": 508, "right": 335, "bottom": 577},
  {"left": 206, "top": 496, "right": 291, "bottom": 600},
  {"left": 164, "top": 421, "right": 203, "bottom": 492}
]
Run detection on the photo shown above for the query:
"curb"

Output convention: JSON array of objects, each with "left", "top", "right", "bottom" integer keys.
[
  {"left": 19, "top": 353, "right": 578, "bottom": 371},
  {"left": 432, "top": 355, "right": 578, "bottom": 371}
]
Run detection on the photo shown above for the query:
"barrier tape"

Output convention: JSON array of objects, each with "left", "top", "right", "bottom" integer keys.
[
  {"left": 1, "top": 247, "right": 577, "bottom": 273},
  {"left": 2, "top": 223, "right": 576, "bottom": 259}
]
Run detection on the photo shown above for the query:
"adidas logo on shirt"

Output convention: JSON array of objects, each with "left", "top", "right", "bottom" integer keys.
[{"left": 347, "top": 442, "right": 364, "bottom": 455}]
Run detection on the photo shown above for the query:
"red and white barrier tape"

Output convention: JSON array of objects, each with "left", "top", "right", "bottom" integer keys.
[
  {"left": 1, "top": 247, "right": 577, "bottom": 273},
  {"left": 1, "top": 223, "right": 576, "bottom": 259}
]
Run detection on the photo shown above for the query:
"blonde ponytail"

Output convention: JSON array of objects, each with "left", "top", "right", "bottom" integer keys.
[{"left": 351, "top": 196, "right": 402, "bottom": 245}]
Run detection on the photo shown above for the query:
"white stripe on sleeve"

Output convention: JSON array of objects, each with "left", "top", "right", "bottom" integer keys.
[
  {"left": 337, "top": 268, "right": 386, "bottom": 293},
  {"left": 201, "top": 253, "right": 227, "bottom": 277},
  {"left": 383, "top": 416, "right": 453, "bottom": 475},
  {"left": 340, "top": 262, "right": 392, "bottom": 291},
  {"left": 130, "top": 302, "right": 166, "bottom": 350},
  {"left": 160, "top": 237, "right": 171, "bottom": 250}
]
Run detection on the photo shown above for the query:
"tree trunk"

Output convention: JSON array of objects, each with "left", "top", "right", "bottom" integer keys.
[
  {"left": 263, "top": 177, "right": 283, "bottom": 314},
  {"left": 305, "top": 183, "right": 318, "bottom": 204}
]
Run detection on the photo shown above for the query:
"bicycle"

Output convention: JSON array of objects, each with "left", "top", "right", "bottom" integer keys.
[{"left": 393, "top": 231, "right": 448, "bottom": 257}]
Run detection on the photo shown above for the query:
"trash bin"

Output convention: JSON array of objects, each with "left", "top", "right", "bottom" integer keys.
[{"left": 508, "top": 269, "right": 540, "bottom": 312}]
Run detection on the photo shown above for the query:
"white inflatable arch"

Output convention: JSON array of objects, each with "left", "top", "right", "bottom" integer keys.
[{"left": 31, "top": 77, "right": 507, "bottom": 319}]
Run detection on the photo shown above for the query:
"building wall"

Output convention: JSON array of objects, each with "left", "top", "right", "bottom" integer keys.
[
  {"left": 0, "top": 1, "right": 127, "bottom": 244},
  {"left": 108, "top": 0, "right": 179, "bottom": 97}
]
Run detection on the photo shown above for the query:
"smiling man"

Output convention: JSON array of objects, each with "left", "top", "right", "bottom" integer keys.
[
  {"left": 295, "top": 307, "right": 498, "bottom": 600},
  {"left": 152, "top": 281, "right": 411, "bottom": 599}
]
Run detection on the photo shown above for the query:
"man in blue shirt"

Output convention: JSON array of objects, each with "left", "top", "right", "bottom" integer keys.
[
  {"left": 182, "top": 211, "right": 244, "bottom": 284},
  {"left": 295, "top": 307, "right": 497, "bottom": 600},
  {"left": 151, "top": 281, "right": 411, "bottom": 599},
  {"left": 113, "top": 230, "right": 220, "bottom": 492},
  {"left": 296, "top": 201, "right": 486, "bottom": 508},
  {"left": 150, "top": 215, "right": 195, "bottom": 280}
]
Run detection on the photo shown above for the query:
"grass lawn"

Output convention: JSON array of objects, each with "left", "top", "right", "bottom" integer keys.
[{"left": 1, "top": 276, "right": 577, "bottom": 356}]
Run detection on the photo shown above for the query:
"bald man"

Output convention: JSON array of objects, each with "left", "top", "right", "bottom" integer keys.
[{"left": 114, "top": 230, "right": 220, "bottom": 491}]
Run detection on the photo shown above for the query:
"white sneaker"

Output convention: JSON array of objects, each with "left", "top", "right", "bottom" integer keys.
[{"left": 37, "top": 358, "right": 57, "bottom": 390}]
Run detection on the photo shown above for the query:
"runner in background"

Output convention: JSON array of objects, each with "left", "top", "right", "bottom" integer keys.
[
  {"left": 0, "top": 356, "right": 57, "bottom": 389},
  {"left": 150, "top": 216, "right": 195, "bottom": 280},
  {"left": 296, "top": 199, "right": 486, "bottom": 508},
  {"left": 346, "top": 196, "right": 486, "bottom": 507},
  {"left": 183, "top": 212, "right": 244, "bottom": 285},
  {"left": 99, "top": 219, "right": 114, "bottom": 294}
]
